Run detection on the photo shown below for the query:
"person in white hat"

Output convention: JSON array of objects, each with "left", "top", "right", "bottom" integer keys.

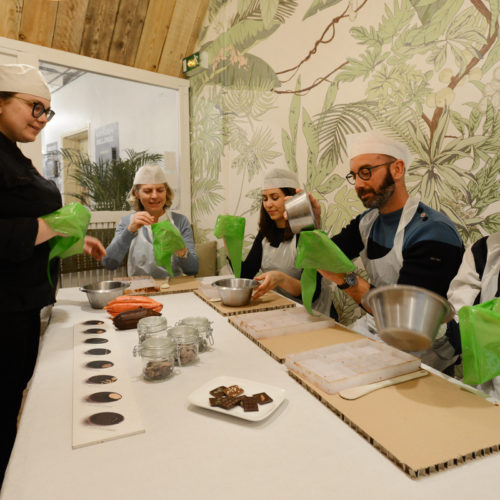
[
  {"left": 312, "top": 130, "right": 464, "bottom": 368},
  {"left": 234, "top": 167, "right": 334, "bottom": 317},
  {"left": 0, "top": 63, "right": 105, "bottom": 485},
  {"left": 443, "top": 232, "right": 500, "bottom": 396},
  {"left": 102, "top": 164, "right": 199, "bottom": 278}
]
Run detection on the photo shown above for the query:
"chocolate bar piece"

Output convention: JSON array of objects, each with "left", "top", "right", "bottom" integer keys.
[
  {"left": 209, "top": 396, "right": 226, "bottom": 407},
  {"left": 224, "top": 385, "right": 244, "bottom": 397},
  {"left": 253, "top": 392, "right": 273, "bottom": 405},
  {"left": 209, "top": 386, "right": 227, "bottom": 397},
  {"left": 218, "top": 396, "right": 243, "bottom": 410},
  {"left": 240, "top": 396, "right": 259, "bottom": 412}
]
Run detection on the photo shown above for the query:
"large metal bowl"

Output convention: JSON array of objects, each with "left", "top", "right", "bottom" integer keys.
[
  {"left": 80, "top": 280, "right": 130, "bottom": 309},
  {"left": 212, "top": 278, "right": 258, "bottom": 307},
  {"left": 361, "top": 284, "right": 455, "bottom": 351}
]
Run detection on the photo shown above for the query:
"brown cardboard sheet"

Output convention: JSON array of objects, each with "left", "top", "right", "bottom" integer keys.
[
  {"left": 115, "top": 276, "right": 200, "bottom": 295},
  {"left": 289, "top": 369, "right": 500, "bottom": 478},
  {"left": 194, "top": 288, "right": 296, "bottom": 316},
  {"left": 229, "top": 324, "right": 361, "bottom": 362}
]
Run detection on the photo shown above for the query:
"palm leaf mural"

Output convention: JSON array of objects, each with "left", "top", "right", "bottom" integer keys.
[
  {"left": 190, "top": 91, "right": 223, "bottom": 178},
  {"left": 316, "top": 100, "right": 377, "bottom": 164},
  {"left": 191, "top": 174, "right": 224, "bottom": 220}
]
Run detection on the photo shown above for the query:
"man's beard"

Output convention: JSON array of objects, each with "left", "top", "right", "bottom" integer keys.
[{"left": 356, "top": 168, "right": 396, "bottom": 209}]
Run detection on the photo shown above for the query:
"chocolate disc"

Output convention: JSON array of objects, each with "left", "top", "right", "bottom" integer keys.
[
  {"left": 84, "top": 338, "right": 108, "bottom": 344},
  {"left": 87, "top": 412, "right": 124, "bottom": 426},
  {"left": 83, "top": 320, "right": 104, "bottom": 325},
  {"left": 86, "top": 375, "right": 117, "bottom": 384},
  {"left": 86, "top": 360, "right": 114, "bottom": 369},
  {"left": 82, "top": 328, "right": 106, "bottom": 334},
  {"left": 87, "top": 392, "right": 122, "bottom": 403},
  {"left": 85, "top": 348, "right": 111, "bottom": 355}
]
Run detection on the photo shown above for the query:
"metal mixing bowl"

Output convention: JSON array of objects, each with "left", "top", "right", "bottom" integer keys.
[
  {"left": 80, "top": 280, "right": 130, "bottom": 309},
  {"left": 212, "top": 278, "right": 258, "bottom": 307},
  {"left": 284, "top": 190, "right": 318, "bottom": 234},
  {"left": 361, "top": 284, "right": 455, "bottom": 351}
]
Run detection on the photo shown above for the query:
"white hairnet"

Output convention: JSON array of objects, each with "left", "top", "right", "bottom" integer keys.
[
  {"left": 133, "top": 164, "right": 168, "bottom": 185},
  {"left": 262, "top": 168, "right": 299, "bottom": 190},
  {"left": 0, "top": 64, "right": 51, "bottom": 100},
  {"left": 346, "top": 130, "right": 411, "bottom": 167}
]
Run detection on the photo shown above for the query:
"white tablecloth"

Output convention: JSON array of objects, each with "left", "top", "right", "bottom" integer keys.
[{"left": 2, "top": 284, "right": 500, "bottom": 500}]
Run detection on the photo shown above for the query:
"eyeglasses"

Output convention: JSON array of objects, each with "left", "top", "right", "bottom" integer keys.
[
  {"left": 345, "top": 161, "right": 394, "bottom": 185},
  {"left": 13, "top": 96, "right": 55, "bottom": 122}
]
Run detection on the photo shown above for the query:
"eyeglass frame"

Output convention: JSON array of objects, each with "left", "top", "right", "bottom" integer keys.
[
  {"left": 345, "top": 160, "right": 395, "bottom": 185},
  {"left": 12, "top": 95, "right": 55, "bottom": 122}
]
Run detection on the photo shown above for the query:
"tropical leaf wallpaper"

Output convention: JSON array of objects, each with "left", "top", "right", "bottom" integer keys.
[{"left": 189, "top": 0, "right": 500, "bottom": 324}]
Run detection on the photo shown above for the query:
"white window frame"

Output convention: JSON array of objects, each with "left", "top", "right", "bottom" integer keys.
[{"left": 0, "top": 36, "right": 192, "bottom": 218}]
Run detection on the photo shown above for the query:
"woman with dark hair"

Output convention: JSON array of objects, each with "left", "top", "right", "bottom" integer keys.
[
  {"left": 239, "top": 168, "right": 333, "bottom": 316},
  {"left": 0, "top": 63, "right": 105, "bottom": 485},
  {"left": 102, "top": 164, "right": 198, "bottom": 278}
]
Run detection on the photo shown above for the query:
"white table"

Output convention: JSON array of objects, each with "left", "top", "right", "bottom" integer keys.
[{"left": 2, "top": 285, "right": 500, "bottom": 500}]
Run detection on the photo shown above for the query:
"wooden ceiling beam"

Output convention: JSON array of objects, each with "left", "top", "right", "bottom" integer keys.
[
  {"left": 0, "top": 0, "right": 23, "bottom": 40},
  {"left": 52, "top": 0, "right": 90, "bottom": 54},
  {"left": 80, "top": 0, "right": 120, "bottom": 61},
  {"left": 108, "top": 0, "right": 149, "bottom": 66},
  {"left": 134, "top": 0, "right": 176, "bottom": 72},
  {"left": 18, "top": 0, "right": 58, "bottom": 47}
]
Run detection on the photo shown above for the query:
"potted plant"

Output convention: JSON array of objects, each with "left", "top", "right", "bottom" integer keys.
[{"left": 60, "top": 148, "right": 163, "bottom": 210}]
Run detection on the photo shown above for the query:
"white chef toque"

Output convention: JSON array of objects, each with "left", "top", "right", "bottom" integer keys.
[
  {"left": 133, "top": 164, "right": 168, "bottom": 185},
  {"left": 0, "top": 64, "right": 51, "bottom": 100},
  {"left": 346, "top": 130, "right": 411, "bottom": 167},
  {"left": 262, "top": 168, "right": 299, "bottom": 190}
]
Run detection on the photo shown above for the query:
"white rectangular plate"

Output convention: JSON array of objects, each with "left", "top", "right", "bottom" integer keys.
[{"left": 188, "top": 376, "right": 286, "bottom": 422}]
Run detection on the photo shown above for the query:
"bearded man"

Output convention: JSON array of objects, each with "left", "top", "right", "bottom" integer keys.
[{"left": 317, "top": 131, "right": 464, "bottom": 369}]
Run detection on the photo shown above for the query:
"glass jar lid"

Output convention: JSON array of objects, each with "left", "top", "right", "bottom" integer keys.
[
  {"left": 178, "top": 316, "right": 211, "bottom": 329},
  {"left": 134, "top": 336, "right": 176, "bottom": 357},
  {"left": 137, "top": 315, "right": 167, "bottom": 334},
  {"left": 167, "top": 325, "right": 199, "bottom": 344}
]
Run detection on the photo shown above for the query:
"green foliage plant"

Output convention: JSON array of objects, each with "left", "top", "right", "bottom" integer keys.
[{"left": 61, "top": 148, "right": 163, "bottom": 211}]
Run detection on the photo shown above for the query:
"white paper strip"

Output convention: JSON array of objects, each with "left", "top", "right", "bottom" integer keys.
[{"left": 72, "top": 319, "right": 145, "bottom": 449}]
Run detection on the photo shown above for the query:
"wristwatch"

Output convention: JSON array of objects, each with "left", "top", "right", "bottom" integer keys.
[{"left": 338, "top": 272, "right": 358, "bottom": 290}]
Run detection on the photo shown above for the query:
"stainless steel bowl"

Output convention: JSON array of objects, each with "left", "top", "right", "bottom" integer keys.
[
  {"left": 80, "top": 280, "right": 130, "bottom": 309},
  {"left": 361, "top": 284, "right": 455, "bottom": 351},
  {"left": 212, "top": 278, "right": 258, "bottom": 307},
  {"left": 284, "top": 190, "right": 318, "bottom": 234}
]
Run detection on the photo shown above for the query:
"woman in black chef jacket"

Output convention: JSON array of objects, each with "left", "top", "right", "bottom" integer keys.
[{"left": 0, "top": 64, "right": 106, "bottom": 485}]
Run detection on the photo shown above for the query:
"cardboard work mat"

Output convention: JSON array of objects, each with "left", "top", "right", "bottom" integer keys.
[
  {"left": 194, "top": 287, "right": 296, "bottom": 316},
  {"left": 229, "top": 323, "right": 361, "bottom": 363},
  {"left": 115, "top": 275, "right": 200, "bottom": 295},
  {"left": 289, "top": 368, "right": 500, "bottom": 478}
]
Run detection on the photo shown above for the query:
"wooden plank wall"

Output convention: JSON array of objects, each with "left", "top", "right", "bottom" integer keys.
[{"left": 0, "top": 0, "right": 209, "bottom": 79}]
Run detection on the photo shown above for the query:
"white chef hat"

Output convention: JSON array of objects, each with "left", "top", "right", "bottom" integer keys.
[
  {"left": 0, "top": 64, "right": 51, "bottom": 101},
  {"left": 346, "top": 130, "right": 411, "bottom": 167},
  {"left": 133, "top": 164, "right": 168, "bottom": 185},
  {"left": 262, "top": 168, "right": 299, "bottom": 190}
]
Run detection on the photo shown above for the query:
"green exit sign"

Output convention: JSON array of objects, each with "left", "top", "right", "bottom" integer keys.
[{"left": 182, "top": 51, "right": 207, "bottom": 75}]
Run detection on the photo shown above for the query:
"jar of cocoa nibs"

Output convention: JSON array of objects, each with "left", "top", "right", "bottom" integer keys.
[
  {"left": 176, "top": 316, "right": 214, "bottom": 353},
  {"left": 167, "top": 325, "right": 199, "bottom": 366},
  {"left": 133, "top": 336, "right": 177, "bottom": 381},
  {"left": 137, "top": 316, "right": 168, "bottom": 343}
]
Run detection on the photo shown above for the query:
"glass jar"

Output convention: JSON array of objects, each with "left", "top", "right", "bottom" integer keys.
[
  {"left": 167, "top": 325, "right": 199, "bottom": 366},
  {"left": 137, "top": 316, "right": 168, "bottom": 343},
  {"left": 133, "top": 336, "right": 177, "bottom": 381},
  {"left": 176, "top": 316, "right": 214, "bottom": 353}
]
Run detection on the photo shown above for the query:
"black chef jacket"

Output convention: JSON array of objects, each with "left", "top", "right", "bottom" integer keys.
[{"left": 0, "top": 131, "right": 62, "bottom": 312}]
